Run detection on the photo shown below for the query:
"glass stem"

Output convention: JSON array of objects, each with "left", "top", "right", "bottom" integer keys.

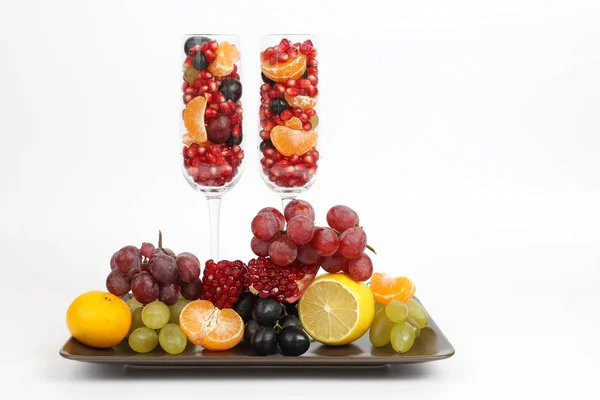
[
  {"left": 206, "top": 196, "right": 222, "bottom": 261},
  {"left": 280, "top": 195, "right": 296, "bottom": 212}
]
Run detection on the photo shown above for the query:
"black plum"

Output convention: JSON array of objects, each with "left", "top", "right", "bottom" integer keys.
[
  {"left": 251, "top": 326, "right": 279, "bottom": 356},
  {"left": 278, "top": 326, "right": 310, "bottom": 356}
]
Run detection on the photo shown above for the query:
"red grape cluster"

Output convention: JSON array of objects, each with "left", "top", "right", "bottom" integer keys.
[
  {"left": 250, "top": 200, "right": 374, "bottom": 282},
  {"left": 106, "top": 232, "right": 203, "bottom": 305}
]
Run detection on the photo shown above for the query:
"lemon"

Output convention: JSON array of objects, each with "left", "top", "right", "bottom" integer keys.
[{"left": 298, "top": 273, "right": 375, "bottom": 346}]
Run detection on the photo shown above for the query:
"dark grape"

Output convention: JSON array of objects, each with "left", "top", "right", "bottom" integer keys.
[
  {"left": 244, "top": 319, "right": 260, "bottom": 342},
  {"left": 338, "top": 227, "right": 367, "bottom": 259},
  {"left": 106, "top": 269, "right": 131, "bottom": 296},
  {"left": 261, "top": 72, "right": 276, "bottom": 85},
  {"left": 250, "top": 236, "right": 272, "bottom": 257},
  {"left": 259, "top": 140, "right": 273, "bottom": 153},
  {"left": 286, "top": 215, "right": 315, "bottom": 245},
  {"left": 184, "top": 35, "right": 211, "bottom": 54},
  {"left": 252, "top": 298, "right": 283, "bottom": 326},
  {"left": 310, "top": 227, "right": 339, "bottom": 257},
  {"left": 251, "top": 212, "right": 280, "bottom": 241},
  {"left": 219, "top": 77, "right": 242, "bottom": 102},
  {"left": 176, "top": 252, "right": 201, "bottom": 283},
  {"left": 279, "top": 315, "right": 302, "bottom": 329},
  {"left": 149, "top": 253, "right": 178, "bottom": 284},
  {"left": 206, "top": 115, "right": 232, "bottom": 144},
  {"left": 269, "top": 98, "right": 289, "bottom": 114},
  {"left": 326, "top": 205, "right": 359, "bottom": 233},
  {"left": 234, "top": 292, "right": 257, "bottom": 323},
  {"left": 192, "top": 52, "right": 208, "bottom": 70},
  {"left": 320, "top": 252, "right": 346, "bottom": 274},
  {"left": 295, "top": 244, "right": 321, "bottom": 265},
  {"left": 181, "top": 278, "right": 203, "bottom": 300},
  {"left": 347, "top": 253, "right": 373, "bottom": 282},
  {"left": 284, "top": 302, "right": 299, "bottom": 317},
  {"left": 158, "top": 282, "right": 180, "bottom": 306},
  {"left": 268, "top": 235, "right": 298, "bottom": 266},
  {"left": 257, "top": 207, "right": 285, "bottom": 229},
  {"left": 114, "top": 245, "right": 141, "bottom": 277},
  {"left": 131, "top": 271, "right": 159, "bottom": 304},
  {"left": 284, "top": 200, "right": 315, "bottom": 222},
  {"left": 225, "top": 132, "right": 243, "bottom": 147},
  {"left": 251, "top": 326, "right": 279, "bottom": 356},
  {"left": 140, "top": 242, "right": 155, "bottom": 258},
  {"left": 278, "top": 326, "right": 310, "bottom": 356}
]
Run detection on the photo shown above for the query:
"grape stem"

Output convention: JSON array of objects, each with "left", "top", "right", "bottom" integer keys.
[
  {"left": 329, "top": 228, "right": 377, "bottom": 255},
  {"left": 158, "top": 230, "right": 163, "bottom": 250}
]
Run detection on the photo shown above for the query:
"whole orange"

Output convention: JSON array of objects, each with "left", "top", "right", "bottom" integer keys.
[{"left": 66, "top": 290, "right": 131, "bottom": 348}]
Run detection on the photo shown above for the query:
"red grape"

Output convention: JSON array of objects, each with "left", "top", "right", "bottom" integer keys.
[
  {"left": 131, "top": 271, "right": 159, "bottom": 304},
  {"left": 347, "top": 253, "right": 373, "bottom": 282},
  {"left": 258, "top": 207, "right": 285, "bottom": 229},
  {"left": 320, "top": 252, "right": 347, "bottom": 274},
  {"left": 149, "top": 253, "right": 178, "bottom": 283},
  {"left": 284, "top": 199, "right": 315, "bottom": 222},
  {"left": 251, "top": 212, "right": 281, "bottom": 241},
  {"left": 296, "top": 244, "right": 321, "bottom": 265},
  {"left": 176, "top": 252, "right": 201, "bottom": 283},
  {"left": 181, "top": 278, "right": 203, "bottom": 300},
  {"left": 338, "top": 227, "right": 367, "bottom": 259},
  {"left": 251, "top": 236, "right": 273, "bottom": 257},
  {"left": 114, "top": 245, "right": 141, "bottom": 277},
  {"left": 110, "top": 252, "right": 118, "bottom": 270},
  {"left": 326, "top": 205, "right": 359, "bottom": 233},
  {"left": 106, "top": 269, "right": 131, "bottom": 296},
  {"left": 286, "top": 215, "right": 315, "bottom": 245},
  {"left": 158, "top": 282, "right": 181, "bottom": 305},
  {"left": 269, "top": 235, "right": 298, "bottom": 266},
  {"left": 140, "top": 242, "right": 155, "bottom": 258},
  {"left": 311, "top": 227, "right": 339, "bottom": 257}
]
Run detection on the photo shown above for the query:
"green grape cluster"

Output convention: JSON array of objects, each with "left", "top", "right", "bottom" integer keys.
[
  {"left": 126, "top": 299, "right": 189, "bottom": 355},
  {"left": 369, "top": 298, "right": 429, "bottom": 353}
]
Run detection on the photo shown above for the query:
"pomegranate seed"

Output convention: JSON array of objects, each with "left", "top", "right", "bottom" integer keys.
[
  {"left": 305, "top": 86, "right": 318, "bottom": 97},
  {"left": 200, "top": 70, "right": 213, "bottom": 79},
  {"left": 302, "top": 122, "right": 312, "bottom": 131},
  {"left": 285, "top": 79, "right": 296, "bottom": 88},
  {"left": 274, "top": 117, "right": 284, "bottom": 126},
  {"left": 230, "top": 114, "right": 240, "bottom": 125},
  {"left": 274, "top": 83, "right": 286, "bottom": 94},
  {"left": 278, "top": 39, "right": 291, "bottom": 52},
  {"left": 259, "top": 108, "right": 266, "bottom": 119},
  {"left": 264, "top": 121, "right": 275, "bottom": 132},
  {"left": 204, "top": 93, "right": 213, "bottom": 103},
  {"left": 268, "top": 54, "right": 277, "bottom": 65},
  {"left": 232, "top": 124, "right": 242, "bottom": 136},
  {"left": 308, "top": 58, "right": 318, "bottom": 66},
  {"left": 305, "top": 108, "right": 316, "bottom": 117},
  {"left": 299, "top": 40, "right": 313, "bottom": 54},
  {"left": 289, "top": 154, "right": 300, "bottom": 164},
  {"left": 268, "top": 89, "right": 280, "bottom": 99},
  {"left": 296, "top": 79, "right": 312, "bottom": 89},
  {"left": 307, "top": 66, "right": 318, "bottom": 76},
  {"left": 182, "top": 81, "right": 190, "bottom": 91},
  {"left": 309, "top": 48, "right": 318, "bottom": 57},
  {"left": 200, "top": 42, "right": 210, "bottom": 52},
  {"left": 308, "top": 75, "right": 318, "bottom": 86},
  {"left": 205, "top": 49, "right": 216, "bottom": 63},
  {"left": 209, "top": 41, "right": 218, "bottom": 51},
  {"left": 280, "top": 110, "right": 293, "bottom": 121},
  {"left": 300, "top": 113, "right": 309, "bottom": 122},
  {"left": 261, "top": 83, "right": 271, "bottom": 92},
  {"left": 303, "top": 154, "right": 315, "bottom": 165},
  {"left": 185, "top": 87, "right": 197, "bottom": 95},
  {"left": 183, "top": 94, "right": 193, "bottom": 104},
  {"left": 205, "top": 108, "right": 218, "bottom": 119},
  {"left": 265, "top": 47, "right": 276, "bottom": 57},
  {"left": 219, "top": 103, "right": 229, "bottom": 114},
  {"left": 286, "top": 87, "right": 299, "bottom": 97},
  {"left": 278, "top": 52, "right": 289, "bottom": 63},
  {"left": 215, "top": 93, "right": 226, "bottom": 103},
  {"left": 199, "top": 85, "right": 209, "bottom": 94},
  {"left": 265, "top": 109, "right": 274, "bottom": 119},
  {"left": 293, "top": 108, "right": 303, "bottom": 117},
  {"left": 287, "top": 47, "right": 298, "bottom": 58},
  {"left": 260, "top": 130, "right": 270, "bottom": 141},
  {"left": 208, "top": 81, "right": 218, "bottom": 93}
]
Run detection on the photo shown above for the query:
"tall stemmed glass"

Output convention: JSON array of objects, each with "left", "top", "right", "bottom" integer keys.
[
  {"left": 181, "top": 34, "right": 244, "bottom": 260},
  {"left": 258, "top": 34, "right": 320, "bottom": 210}
]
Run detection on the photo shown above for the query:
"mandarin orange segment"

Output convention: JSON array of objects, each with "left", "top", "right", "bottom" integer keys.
[
  {"left": 271, "top": 125, "right": 318, "bottom": 157},
  {"left": 284, "top": 117, "right": 303, "bottom": 130},
  {"left": 208, "top": 41, "right": 240, "bottom": 76},
  {"left": 284, "top": 93, "right": 318, "bottom": 110},
  {"left": 183, "top": 96, "right": 208, "bottom": 143},
  {"left": 370, "top": 273, "right": 416, "bottom": 305},
  {"left": 179, "top": 300, "right": 216, "bottom": 346},
  {"left": 261, "top": 53, "right": 307, "bottom": 82},
  {"left": 200, "top": 308, "right": 244, "bottom": 351}
]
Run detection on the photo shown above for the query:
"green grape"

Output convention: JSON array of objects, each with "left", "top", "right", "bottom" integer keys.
[
  {"left": 405, "top": 317, "right": 421, "bottom": 339},
  {"left": 128, "top": 327, "right": 159, "bottom": 353},
  {"left": 369, "top": 310, "right": 395, "bottom": 347},
  {"left": 184, "top": 66, "right": 200, "bottom": 85},
  {"left": 127, "top": 297, "right": 143, "bottom": 312},
  {"left": 309, "top": 115, "right": 319, "bottom": 129},
  {"left": 141, "top": 301, "right": 170, "bottom": 329},
  {"left": 128, "top": 307, "right": 145, "bottom": 337},
  {"left": 168, "top": 298, "right": 190, "bottom": 325},
  {"left": 385, "top": 300, "right": 408, "bottom": 323},
  {"left": 390, "top": 322, "right": 416, "bottom": 353},
  {"left": 158, "top": 323, "right": 188, "bottom": 355},
  {"left": 406, "top": 299, "right": 429, "bottom": 329},
  {"left": 374, "top": 301, "right": 384, "bottom": 314}
]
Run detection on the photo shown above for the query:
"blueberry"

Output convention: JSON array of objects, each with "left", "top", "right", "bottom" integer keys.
[
  {"left": 226, "top": 132, "right": 243, "bottom": 147},
  {"left": 184, "top": 36, "right": 211, "bottom": 55},
  {"left": 244, "top": 319, "right": 260, "bottom": 342},
  {"left": 259, "top": 140, "right": 274, "bottom": 153},
  {"left": 220, "top": 78, "right": 242, "bottom": 102},
  {"left": 251, "top": 326, "right": 279, "bottom": 356},
  {"left": 278, "top": 326, "right": 310, "bottom": 356},
  {"left": 233, "top": 291, "right": 256, "bottom": 323},
  {"left": 192, "top": 52, "right": 208, "bottom": 70},
  {"left": 269, "top": 98, "right": 289, "bottom": 114},
  {"left": 252, "top": 298, "right": 283, "bottom": 326},
  {"left": 261, "top": 72, "right": 276, "bottom": 85}
]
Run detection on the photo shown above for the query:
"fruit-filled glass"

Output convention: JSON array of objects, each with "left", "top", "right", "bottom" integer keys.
[
  {"left": 181, "top": 34, "right": 244, "bottom": 260},
  {"left": 258, "top": 34, "right": 320, "bottom": 203}
]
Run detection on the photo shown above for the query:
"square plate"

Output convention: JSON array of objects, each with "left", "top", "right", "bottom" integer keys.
[{"left": 59, "top": 299, "right": 454, "bottom": 366}]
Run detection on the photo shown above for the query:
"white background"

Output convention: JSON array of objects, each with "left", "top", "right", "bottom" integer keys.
[{"left": 1, "top": 0, "right": 599, "bottom": 398}]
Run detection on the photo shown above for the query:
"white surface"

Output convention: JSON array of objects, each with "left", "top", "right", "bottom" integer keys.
[{"left": 1, "top": 0, "right": 600, "bottom": 398}]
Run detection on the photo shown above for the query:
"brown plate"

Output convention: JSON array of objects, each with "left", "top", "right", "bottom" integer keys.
[{"left": 59, "top": 299, "right": 454, "bottom": 366}]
